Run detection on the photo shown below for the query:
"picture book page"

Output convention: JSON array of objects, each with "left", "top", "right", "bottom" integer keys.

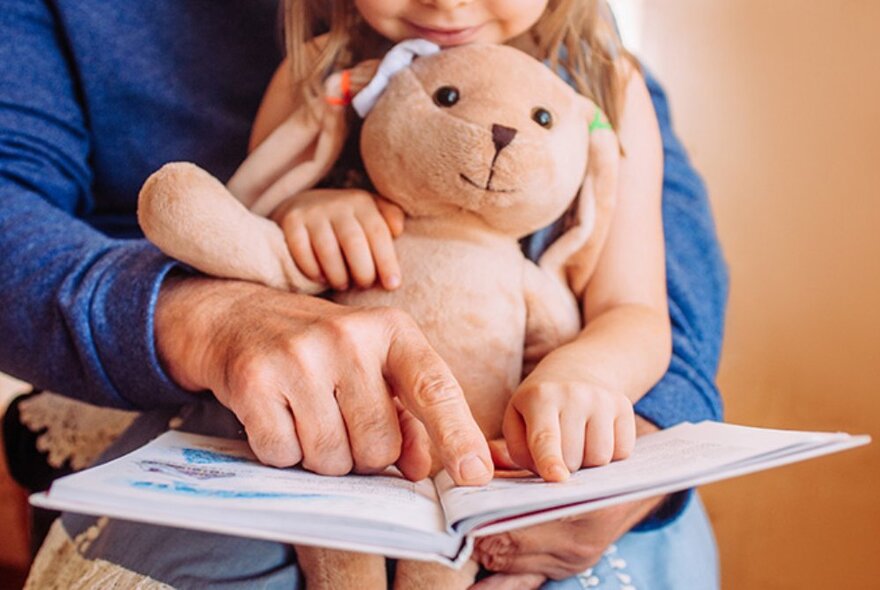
[
  {"left": 434, "top": 421, "right": 849, "bottom": 527},
  {"left": 53, "top": 431, "right": 447, "bottom": 535}
]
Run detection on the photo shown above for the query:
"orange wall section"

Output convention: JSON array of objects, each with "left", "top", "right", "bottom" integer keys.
[{"left": 633, "top": 2, "right": 880, "bottom": 588}]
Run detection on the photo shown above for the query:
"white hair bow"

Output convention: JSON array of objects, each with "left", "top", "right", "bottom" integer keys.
[{"left": 352, "top": 39, "right": 441, "bottom": 118}]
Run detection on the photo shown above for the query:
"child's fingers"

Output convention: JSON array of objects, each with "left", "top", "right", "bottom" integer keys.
[
  {"left": 612, "top": 410, "right": 636, "bottom": 461},
  {"left": 507, "top": 393, "right": 569, "bottom": 482},
  {"left": 374, "top": 197, "right": 405, "bottom": 237},
  {"left": 524, "top": 409, "right": 569, "bottom": 482},
  {"left": 559, "top": 411, "right": 586, "bottom": 473},
  {"left": 583, "top": 412, "right": 615, "bottom": 467},
  {"left": 332, "top": 216, "right": 377, "bottom": 288},
  {"left": 308, "top": 219, "right": 350, "bottom": 290},
  {"left": 282, "top": 222, "right": 324, "bottom": 282},
  {"left": 358, "top": 210, "right": 401, "bottom": 290}
]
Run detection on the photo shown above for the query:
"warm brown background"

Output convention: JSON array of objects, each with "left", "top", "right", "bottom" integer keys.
[
  {"left": 2, "top": 1, "right": 880, "bottom": 588},
  {"left": 625, "top": 0, "right": 880, "bottom": 588}
]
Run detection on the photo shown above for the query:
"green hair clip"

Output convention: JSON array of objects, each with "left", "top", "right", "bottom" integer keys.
[{"left": 589, "top": 109, "right": 612, "bottom": 133}]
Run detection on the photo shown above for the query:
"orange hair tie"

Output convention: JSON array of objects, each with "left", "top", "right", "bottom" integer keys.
[{"left": 325, "top": 69, "right": 353, "bottom": 106}]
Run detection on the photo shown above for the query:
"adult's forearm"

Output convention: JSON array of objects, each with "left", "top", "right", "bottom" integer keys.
[
  {"left": 0, "top": 0, "right": 195, "bottom": 410},
  {"left": 0, "top": 190, "right": 194, "bottom": 409}
]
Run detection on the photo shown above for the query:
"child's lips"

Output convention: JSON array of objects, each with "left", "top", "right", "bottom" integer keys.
[{"left": 406, "top": 21, "right": 484, "bottom": 45}]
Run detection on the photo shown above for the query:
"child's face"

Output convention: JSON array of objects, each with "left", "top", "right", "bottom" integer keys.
[{"left": 354, "top": 0, "right": 548, "bottom": 46}]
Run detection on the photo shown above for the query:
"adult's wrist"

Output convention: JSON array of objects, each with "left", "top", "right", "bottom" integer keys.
[{"left": 154, "top": 274, "right": 249, "bottom": 392}]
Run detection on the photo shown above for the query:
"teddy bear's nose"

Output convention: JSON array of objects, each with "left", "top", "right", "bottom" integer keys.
[{"left": 492, "top": 124, "right": 517, "bottom": 152}]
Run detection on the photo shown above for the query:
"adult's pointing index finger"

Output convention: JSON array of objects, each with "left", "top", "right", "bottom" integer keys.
[{"left": 384, "top": 314, "right": 493, "bottom": 486}]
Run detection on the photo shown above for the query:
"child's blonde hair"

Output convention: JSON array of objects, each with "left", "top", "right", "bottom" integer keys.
[{"left": 284, "top": 0, "right": 636, "bottom": 130}]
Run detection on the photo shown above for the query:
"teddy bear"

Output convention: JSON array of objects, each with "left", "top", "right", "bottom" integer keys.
[{"left": 137, "top": 41, "right": 619, "bottom": 590}]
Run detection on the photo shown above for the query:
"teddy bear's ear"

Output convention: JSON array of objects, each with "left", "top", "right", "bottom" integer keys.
[
  {"left": 538, "top": 102, "right": 620, "bottom": 299},
  {"left": 227, "top": 61, "right": 379, "bottom": 217}
]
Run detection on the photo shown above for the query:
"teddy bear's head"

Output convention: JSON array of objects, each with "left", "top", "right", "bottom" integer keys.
[
  {"left": 360, "top": 44, "right": 598, "bottom": 238},
  {"left": 137, "top": 42, "right": 619, "bottom": 297}
]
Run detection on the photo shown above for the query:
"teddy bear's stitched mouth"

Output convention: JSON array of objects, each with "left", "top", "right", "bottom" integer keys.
[{"left": 459, "top": 173, "right": 516, "bottom": 194}]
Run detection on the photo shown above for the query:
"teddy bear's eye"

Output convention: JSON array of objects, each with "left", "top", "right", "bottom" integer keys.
[
  {"left": 433, "top": 86, "right": 460, "bottom": 107},
  {"left": 531, "top": 107, "right": 553, "bottom": 129}
]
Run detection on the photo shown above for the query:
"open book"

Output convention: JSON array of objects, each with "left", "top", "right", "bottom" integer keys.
[{"left": 31, "top": 421, "right": 869, "bottom": 567}]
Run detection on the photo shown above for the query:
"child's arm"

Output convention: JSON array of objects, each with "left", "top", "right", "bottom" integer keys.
[
  {"left": 505, "top": 65, "right": 671, "bottom": 481},
  {"left": 240, "top": 55, "right": 404, "bottom": 291}
]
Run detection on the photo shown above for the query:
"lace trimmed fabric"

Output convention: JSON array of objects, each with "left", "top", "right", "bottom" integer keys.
[{"left": 18, "top": 391, "right": 139, "bottom": 471}]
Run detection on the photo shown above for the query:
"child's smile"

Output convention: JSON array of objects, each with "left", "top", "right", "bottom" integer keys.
[{"left": 355, "top": 0, "right": 549, "bottom": 46}]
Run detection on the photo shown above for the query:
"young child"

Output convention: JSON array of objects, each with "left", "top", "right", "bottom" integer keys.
[{"left": 244, "top": 0, "right": 670, "bottom": 587}]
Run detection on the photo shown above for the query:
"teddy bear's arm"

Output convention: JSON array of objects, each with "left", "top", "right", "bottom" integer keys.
[
  {"left": 522, "top": 259, "right": 582, "bottom": 376},
  {"left": 138, "top": 162, "right": 324, "bottom": 294}
]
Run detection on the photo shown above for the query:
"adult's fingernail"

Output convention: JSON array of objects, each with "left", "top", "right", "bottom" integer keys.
[
  {"left": 459, "top": 454, "right": 491, "bottom": 483},
  {"left": 387, "top": 274, "right": 400, "bottom": 289}
]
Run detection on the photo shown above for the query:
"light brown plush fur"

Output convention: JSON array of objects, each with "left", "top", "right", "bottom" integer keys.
[{"left": 138, "top": 43, "right": 619, "bottom": 589}]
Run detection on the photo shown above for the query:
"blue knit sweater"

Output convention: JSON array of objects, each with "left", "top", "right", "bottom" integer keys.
[{"left": 0, "top": 1, "right": 726, "bottom": 431}]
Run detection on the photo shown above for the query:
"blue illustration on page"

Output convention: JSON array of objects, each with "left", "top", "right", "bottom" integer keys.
[{"left": 130, "top": 480, "right": 324, "bottom": 500}]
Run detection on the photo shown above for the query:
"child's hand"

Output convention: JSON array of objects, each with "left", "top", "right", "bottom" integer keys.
[
  {"left": 502, "top": 355, "right": 637, "bottom": 482},
  {"left": 272, "top": 188, "right": 404, "bottom": 290}
]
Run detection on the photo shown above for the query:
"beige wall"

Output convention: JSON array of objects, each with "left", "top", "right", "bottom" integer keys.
[{"left": 631, "top": 1, "right": 880, "bottom": 587}]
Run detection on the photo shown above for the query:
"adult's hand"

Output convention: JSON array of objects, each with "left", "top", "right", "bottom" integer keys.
[
  {"left": 154, "top": 275, "right": 493, "bottom": 485},
  {"left": 472, "top": 418, "right": 665, "bottom": 587}
]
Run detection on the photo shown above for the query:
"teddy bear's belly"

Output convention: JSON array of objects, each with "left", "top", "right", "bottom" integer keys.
[{"left": 332, "top": 233, "right": 526, "bottom": 439}]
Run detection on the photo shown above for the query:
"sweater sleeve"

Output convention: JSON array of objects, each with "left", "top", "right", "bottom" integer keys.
[{"left": 0, "top": 0, "right": 192, "bottom": 409}]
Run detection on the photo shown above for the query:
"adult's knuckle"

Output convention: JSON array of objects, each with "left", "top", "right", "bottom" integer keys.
[
  {"left": 353, "top": 412, "right": 400, "bottom": 453},
  {"left": 528, "top": 428, "right": 558, "bottom": 451},
  {"left": 355, "top": 436, "right": 399, "bottom": 472},
  {"left": 349, "top": 410, "right": 399, "bottom": 466},
  {"left": 278, "top": 335, "right": 313, "bottom": 364},
  {"left": 412, "top": 375, "right": 460, "bottom": 408},
  {"left": 304, "top": 457, "right": 352, "bottom": 477},
  {"left": 309, "top": 425, "right": 346, "bottom": 457},
  {"left": 320, "top": 315, "right": 361, "bottom": 350},
  {"left": 372, "top": 305, "right": 412, "bottom": 329},
  {"left": 250, "top": 432, "right": 300, "bottom": 468},
  {"left": 435, "top": 427, "right": 474, "bottom": 455},
  {"left": 302, "top": 431, "right": 352, "bottom": 475},
  {"left": 228, "top": 353, "right": 275, "bottom": 394},
  {"left": 349, "top": 408, "right": 388, "bottom": 436}
]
